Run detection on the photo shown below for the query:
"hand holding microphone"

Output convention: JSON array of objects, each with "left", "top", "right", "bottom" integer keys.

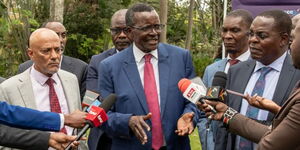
[{"left": 65, "top": 93, "right": 117, "bottom": 150}]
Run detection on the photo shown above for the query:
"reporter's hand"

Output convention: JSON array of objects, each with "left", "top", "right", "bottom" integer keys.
[
  {"left": 129, "top": 113, "right": 151, "bottom": 145},
  {"left": 64, "top": 110, "right": 87, "bottom": 128},
  {"left": 175, "top": 112, "right": 194, "bottom": 136},
  {"left": 48, "top": 132, "right": 76, "bottom": 150},
  {"left": 245, "top": 94, "right": 281, "bottom": 114},
  {"left": 196, "top": 100, "right": 228, "bottom": 121}
]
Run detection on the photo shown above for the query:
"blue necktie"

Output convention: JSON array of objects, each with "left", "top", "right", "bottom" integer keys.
[{"left": 239, "top": 67, "right": 273, "bottom": 150}]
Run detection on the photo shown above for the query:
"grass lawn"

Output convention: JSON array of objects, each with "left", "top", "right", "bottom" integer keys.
[{"left": 189, "top": 127, "right": 202, "bottom": 150}]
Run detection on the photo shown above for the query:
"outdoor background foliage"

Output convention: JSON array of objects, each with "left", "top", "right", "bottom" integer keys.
[{"left": 0, "top": 0, "right": 230, "bottom": 78}]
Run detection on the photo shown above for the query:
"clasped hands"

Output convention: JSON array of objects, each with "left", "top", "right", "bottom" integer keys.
[{"left": 128, "top": 112, "right": 195, "bottom": 144}]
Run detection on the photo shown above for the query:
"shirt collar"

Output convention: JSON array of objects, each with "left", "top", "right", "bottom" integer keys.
[
  {"left": 226, "top": 49, "right": 250, "bottom": 62},
  {"left": 254, "top": 51, "right": 287, "bottom": 73},
  {"left": 133, "top": 42, "right": 158, "bottom": 63},
  {"left": 30, "top": 65, "right": 59, "bottom": 86}
]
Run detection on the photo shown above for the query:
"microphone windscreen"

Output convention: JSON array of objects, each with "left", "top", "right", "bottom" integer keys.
[
  {"left": 212, "top": 71, "right": 227, "bottom": 88},
  {"left": 178, "top": 78, "right": 192, "bottom": 93},
  {"left": 99, "top": 93, "right": 117, "bottom": 112}
]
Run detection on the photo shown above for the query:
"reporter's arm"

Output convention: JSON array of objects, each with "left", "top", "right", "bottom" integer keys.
[{"left": 0, "top": 124, "right": 50, "bottom": 150}]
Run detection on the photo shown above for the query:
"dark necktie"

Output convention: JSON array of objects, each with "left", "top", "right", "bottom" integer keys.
[
  {"left": 144, "top": 54, "right": 163, "bottom": 150},
  {"left": 228, "top": 59, "right": 240, "bottom": 66},
  {"left": 239, "top": 67, "right": 273, "bottom": 150},
  {"left": 46, "top": 78, "right": 67, "bottom": 134}
]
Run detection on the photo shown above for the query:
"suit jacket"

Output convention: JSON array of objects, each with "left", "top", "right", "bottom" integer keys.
[
  {"left": 87, "top": 48, "right": 116, "bottom": 150},
  {"left": 18, "top": 55, "right": 88, "bottom": 99},
  {"left": 0, "top": 124, "right": 50, "bottom": 150},
  {"left": 228, "top": 82, "right": 300, "bottom": 150},
  {"left": 0, "top": 69, "right": 81, "bottom": 150},
  {"left": 0, "top": 77, "right": 5, "bottom": 84},
  {"left": 98, "top": 43, "right": 199, "bottom": 150},
  {"left": 202, "top": 59, "right": 227, "bottom": 87},
  {"left": 215, "top": 54, "right": 300, "bottom": 150},
  {"left": 0, "top": 100, "right": 60, "bottom": 131},
  {"left": 86, "top": 48, "right": 117, "bottom": 92}
]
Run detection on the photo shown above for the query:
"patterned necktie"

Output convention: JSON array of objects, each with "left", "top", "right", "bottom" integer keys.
[
  {"left": 229, "top": 59, "right": 240, "bottom": 66},
  {"left": 46, "top": 78, "right": 67, "bottom": 134},
  {"left": 239, "top": 67, "right": 273, "bottom": 150},
  {"left": 144, "top": 54, "right": 163, "bottom": 150}
]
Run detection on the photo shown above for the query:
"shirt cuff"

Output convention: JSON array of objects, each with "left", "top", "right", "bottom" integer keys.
[{"left": 59, "top": 114, "right": 64, "bottom": 129}]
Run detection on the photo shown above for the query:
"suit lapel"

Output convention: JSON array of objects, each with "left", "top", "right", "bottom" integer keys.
[
  {"left": 61, "top": 56, "right": 73, "bottom": 73},
  {"left": 231, "top": 60, "right": 256, "bottom": 111},
  {"left": 123, "top": 46, "right": 149, "bottom": 113},
  {"left": 18, "top": 70, "right": 37, "bottom": 109},
  {"left": 157, "top": 44, "right": 169, "bottom": 118},
  {"left": 272, "top": 55, "right": 294, "bottom": 105},
  {"left": 57, "top": 71, "right": 77, "bottom": 112},
  {"left": 217, "top": 59, "right": 227, "bottom": 71}
]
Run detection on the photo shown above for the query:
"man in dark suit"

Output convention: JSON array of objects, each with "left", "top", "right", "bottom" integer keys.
[
  {"left": 215, "top": 10, "right": 300, "bottom": 150},
  {"left": 87, "top": 9, "right": 132, "bottom": 150},
  {"left": 0, "top": 124, "right": 76, "bottom": 150},
  {"left": 98, "top": 3, "right": 198, "bottom": 150},
  {"left": 18, "top": 22, "right": 87, "bottom": 99}
]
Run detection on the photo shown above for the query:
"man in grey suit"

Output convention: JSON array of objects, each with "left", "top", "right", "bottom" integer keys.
[
  {"left": 1, "top": 28, "right": 82, "bottom": 150},
  {"left": 18, "top": 22, "right": 87, "bottom": 99},
  {"left": 215, "top": 10, "right": 300, "bottom": 150},
  {"left": 0, "top": 124, "right": 76, "bottom": 150},
  {"left": 197, "top": 9, "right": 253, "bottom": 150},
  {"left": 87, "top": 9, "right": 132, "bottom": 150}
]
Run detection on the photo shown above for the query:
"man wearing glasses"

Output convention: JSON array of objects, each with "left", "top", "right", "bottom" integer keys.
[
  {"left": 86, "top": 9, "right": 131, "bottom": 150},
  {"left": 97, "top": 3, "right": 198, "bottom": 150},
  {"left": 18, "top": 22, "right": 88, "bottom": 99}
]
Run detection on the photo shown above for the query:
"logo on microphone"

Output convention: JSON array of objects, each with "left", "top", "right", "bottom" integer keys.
[{"left": 187, "top": 88, "right": 196, "bottom": 98}]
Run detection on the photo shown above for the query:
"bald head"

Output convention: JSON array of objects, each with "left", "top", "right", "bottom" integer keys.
[
  {"left": 28, "top": 28, "right": 62, "bottom": 77},
  {"left": 292, "top": 14, "right": 300, "bottom": 29},
  {"left": 29, "top": 28, "right": 60, "bottom": 49},
  {"left": 111, "top": 9, "right": 128, "bottom": 26}
]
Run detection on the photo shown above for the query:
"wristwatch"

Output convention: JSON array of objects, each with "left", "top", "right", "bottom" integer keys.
[{"left": 222, "top": 107, "right": 238, "bottom": 127}]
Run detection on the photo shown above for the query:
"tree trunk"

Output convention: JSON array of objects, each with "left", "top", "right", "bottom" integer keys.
[
  {"left": 50, "top": 0, "right": 64, "bottom": 22},
  {"left": 159, "top": 0, "right": 168, "bottom": 43},
  {"left": 185, "top": 0, "right": 194, "bottom": 50}
]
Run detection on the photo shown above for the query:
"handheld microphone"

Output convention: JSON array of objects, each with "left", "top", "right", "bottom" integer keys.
[
  {"left": 212, "top": 71, "right": 247, "bottom": 99},
  {"left": 65, "top": 93, "right": 117, "bottom": 150},
  {"left": 178, "top": 78, "right": 217, "bottom": 113},
  {"left": 82, "top": 90, "right": 100, "bottom": 112}
]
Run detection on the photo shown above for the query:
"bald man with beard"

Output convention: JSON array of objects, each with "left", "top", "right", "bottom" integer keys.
[
  {"left": 0, "top": 28, "right": 82, "bottom": 150},
  {"left": 18, "top": 22, "right": 88, "bottom": 99}
]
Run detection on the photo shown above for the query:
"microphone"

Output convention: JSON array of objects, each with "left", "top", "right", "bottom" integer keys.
[
  {"left": 212, "top": 71, "right": 247, "bottom": 99},
  {"left": 65, "top": 93, "right": 117, "bottom": 150},
  {"left": 178, "top": 78, "right": 217, "bottom": 113},
  {"left": 82, "top": 90, "right": 100, "bottom": 112}
]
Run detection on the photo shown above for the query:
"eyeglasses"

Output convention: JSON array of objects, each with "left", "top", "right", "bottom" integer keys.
[
  {"left": 110, "top": 27, "right": 129, "bottom": 35},
  {"left": 130, "top": 24, "right": 165, "bottom": 33},
  {"left": 56, "top": 31, "right": 67, "bottom": 39}
]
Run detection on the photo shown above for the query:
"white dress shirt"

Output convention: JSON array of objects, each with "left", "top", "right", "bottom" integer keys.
[
  {"left": 224, "top": 50, "right": 250, "bottom": 73},
  {"left": 30, "top": 66, "right": 72, "bottom": 135},
  {"left": 133, "top": 43, "right": 161, "bottom": 105},
  {"left": 235, "top": 52, "right": 287, "bottom": 150}
]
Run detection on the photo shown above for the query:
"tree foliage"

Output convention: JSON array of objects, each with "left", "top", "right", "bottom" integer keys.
[{"left": 0, "top": 0, "right": 231, "bottom": 78}]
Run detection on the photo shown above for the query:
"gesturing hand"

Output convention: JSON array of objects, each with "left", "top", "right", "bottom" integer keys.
[
  {"left": 245, "top": 94, "right": 281, "bottom": 114},
  {"left": 175, "top": 112, "right": 194, "bottom": 136},
  {"left": 129, "top": 113, "right": 152, "bottom": 145}
]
